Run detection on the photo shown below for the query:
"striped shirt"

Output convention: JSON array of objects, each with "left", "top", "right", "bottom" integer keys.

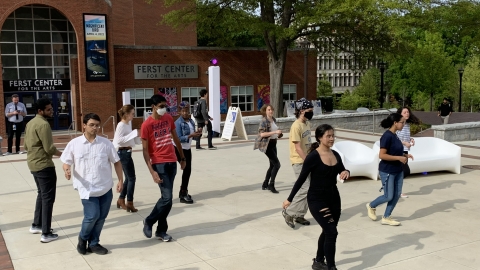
[{"left": 396, "top": 123, "right": 411, "bottom": 151}]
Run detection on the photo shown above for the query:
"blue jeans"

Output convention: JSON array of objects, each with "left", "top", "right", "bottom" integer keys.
[
  {"left": 370, "top": 171, "right": 404, "bottom": 218},
  {"left": 80, "top": 189, "right": 113, "bottom": 246},
  {"left": 145, "top": 162, "right": 177, "bottom": 233},
  {"left": 118, "top": 150, "right": 136, "bottom": 201}
]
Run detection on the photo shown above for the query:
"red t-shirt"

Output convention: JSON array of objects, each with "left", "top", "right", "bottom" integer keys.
[{"left": 141, "top": 114, "right": 177, "bottom": 164}]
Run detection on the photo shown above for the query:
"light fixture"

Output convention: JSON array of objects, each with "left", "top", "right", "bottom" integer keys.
[{"left": 210, "top": 58, "right": 218, "bottom": 66}]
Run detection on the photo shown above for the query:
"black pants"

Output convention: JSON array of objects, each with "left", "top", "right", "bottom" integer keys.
[
  {"left": 308, "top": 188, "right": 341, "bottom": 268},
  {"left": 196, "top": 121, "right": 213, "bottom": 148},
  {"left": 175, "top": 147, "right": 192, "bottom": 192},
  {"left": 264, "top": 139, "right": 281, "bottom": 184},
  {"left": 118, "top": 149, "right": 136, "bottom": 201},
  {"left": 7, "top": 121, "right": 23, "bottom": 153},
  {"left": 32, "top": 167, "right": 57, "bottom": 235}
]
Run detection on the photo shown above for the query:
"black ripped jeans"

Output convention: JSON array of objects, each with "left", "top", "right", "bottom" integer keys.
[
  {"left": 308, "top": 187, "right": 341, "bottom": 268},
  {"left": 264, "top": 139, "right": 281, "bottom": 184}
]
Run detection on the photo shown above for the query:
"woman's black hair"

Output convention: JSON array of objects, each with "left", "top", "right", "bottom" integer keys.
[
  {"left": 308, "top": 124, "right": 334, "bottom": 153},
  {"left": 396, "top": 106, "right": 420, "bottom": 124},
  {"left": 380, "top": 113, "right": 402, "bottom": 129}
]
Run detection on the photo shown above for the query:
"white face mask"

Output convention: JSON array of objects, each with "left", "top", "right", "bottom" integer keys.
[{"left": 157, "top": 108, "right": 167, "bottom": 116}]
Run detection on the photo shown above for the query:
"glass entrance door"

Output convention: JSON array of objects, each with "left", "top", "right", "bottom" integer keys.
[{"left": 38, "top": 91, "right": 72, "bottom": 130}]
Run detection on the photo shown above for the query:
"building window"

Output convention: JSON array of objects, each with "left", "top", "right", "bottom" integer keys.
[
  {"left": 126, "top": 88, "right": 154, "bottom": 117},
  {"left": 0, "top": 5, "right": 77, "bottom": 80},
  {"left": 283, "top": 84, "right": 297, "bottom": 101},
  {"left": 230, "top": 85, "right": 253, "bottom": 112},
  {"left": 181, "top": 87, "right": 204, "bottom": 112}
]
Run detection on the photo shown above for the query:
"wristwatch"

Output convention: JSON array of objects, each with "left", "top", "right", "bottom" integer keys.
[{"left": 180, "top": 157, "right": 186, "bottom": 161}]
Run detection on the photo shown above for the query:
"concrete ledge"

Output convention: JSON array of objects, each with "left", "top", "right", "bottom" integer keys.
[
  {"left": 432, "top": 122, "right": 480, "bottom": 142},
  {"left": 222, "top": 111, "right": 391, "bottom": 135}
]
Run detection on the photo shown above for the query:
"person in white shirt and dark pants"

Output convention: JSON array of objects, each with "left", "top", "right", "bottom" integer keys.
[
  {"left": 61, "top": 113, "right": 124, "bottom": 255},
  {"left": 113, "top": 105, "right": 139, "bottom": 212},
  {"left": 4, "top": 94, "right": 27, "bottom": 155}
]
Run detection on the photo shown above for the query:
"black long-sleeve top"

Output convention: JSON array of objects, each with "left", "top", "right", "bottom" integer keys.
[{"left": 287, "top": 149, "right": 346, "bottom": 202}]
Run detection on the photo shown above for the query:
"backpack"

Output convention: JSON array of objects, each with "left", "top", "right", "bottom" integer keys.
[{"left": 193, "top": 100, "right": 202, "bottom": 118}]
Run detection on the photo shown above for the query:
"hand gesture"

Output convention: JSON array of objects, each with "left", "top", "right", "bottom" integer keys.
[
  {"left": 407, "top": 154, "right": 414, "bottom": 161},
  {"left": 339, "top": 170, "right": 350, "bottom": 181},
  {"left": 151, "top": 171, "right": 162, "bottom": 183},
  {"left": 180, "top": 160, "right": 186, "bottom": 170},
  {"left": 116, "top": 181, "right": 123, "bottom": 193},
  {"left": 282, "top": 200, "right": 291, "bottom": 209},
  {"left": 276, "top": 129, "right": 282, "bottom": 134},
  {"left": 64, "top": 167, "right": 71, "bottom": 180},
  {"left": 410, "top": 138, "right": 415, "bottom": 146}
]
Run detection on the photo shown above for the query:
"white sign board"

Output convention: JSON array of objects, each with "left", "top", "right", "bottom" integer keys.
[
  {"left": 144, "top": 110, "right": 152, "bottom": 121},
  {"left": 285, "top": 100, "right": 296, "bottom": 117},
  {"left": 208, "top": 66, "right": 221, "bottom": 134},
  {"left": 122, "top": 91, "right": 132, "bottom": 128},
  {"left": 221, "top": 107, "right": 248, "bottom": 141},
  {"left": 313, "top": 100, "right": 323, "bottom": 115}
]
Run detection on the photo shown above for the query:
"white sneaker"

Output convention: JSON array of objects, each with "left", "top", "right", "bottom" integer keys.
[
  {"left": 40, "top": 233, "right": 59, "bottom": 243},
  {"left": 366, "top": 203, "right": 377, "bottom": 221},
  {"left": 381, "top": 216, "right": 401, "bottom": 226},
  {"left": 401, "top": 194, "right": 408, "bottom": 198},
  {"left": 3, "top": 152, "right": 12, "bottom": 156}
]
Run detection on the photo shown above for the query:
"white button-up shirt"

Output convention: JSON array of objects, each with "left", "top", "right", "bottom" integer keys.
[{"left": 60, "top": 135, "right": 120, "bottom": 199}]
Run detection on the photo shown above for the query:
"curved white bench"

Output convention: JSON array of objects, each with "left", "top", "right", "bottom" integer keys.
[
  {"left": 332, "top": 141, "right": 379, "bottom": 180},
  {"left": 372, "top": 137, "right": 461, "bottom": 175}
]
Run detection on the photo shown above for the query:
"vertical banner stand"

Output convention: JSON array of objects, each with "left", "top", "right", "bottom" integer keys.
[
  {"left": 208, "top": 66, "right": 221, "bottom": 135},
  {"left": 122, "top": 91, "right": 132, "bottom": 128},
  {"left": 221, "top": 107, "right": 248, "bottom": 141}
]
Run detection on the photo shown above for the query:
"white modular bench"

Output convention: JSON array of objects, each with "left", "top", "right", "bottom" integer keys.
[
  {"left": 372, "top": 137, "right": 461, "bottom": 175},
  {"left": 332, "top": 141, "right": 379, "bottom": 180}
]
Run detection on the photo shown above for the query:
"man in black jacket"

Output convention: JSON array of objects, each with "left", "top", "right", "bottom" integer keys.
[
  {"left": 437, "top": 98, "right": 453, "bottom": 125},
  {"left": 194, "top": 89, "right": 216, "bottom": 150}
]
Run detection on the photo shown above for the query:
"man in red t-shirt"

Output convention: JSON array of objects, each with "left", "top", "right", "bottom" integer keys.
[{"left": 141, "top": 94, "right": 186, "bottom": 242}]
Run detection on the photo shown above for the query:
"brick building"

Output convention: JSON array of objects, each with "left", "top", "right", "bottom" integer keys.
[{"left": 1, "top": 0, "right": 316, "bottom": 136}]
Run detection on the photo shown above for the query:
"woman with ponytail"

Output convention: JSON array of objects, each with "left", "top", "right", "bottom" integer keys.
[
  {"left": 366, "top": 113, "right": 413, "bottom": 226},
  {"left": 112, "top": 105, "right": 139, "bottom": 212},
  {"left": 396, "top": 107, "right": 419, "bottom": 198},
  {"left": 283, "top": 124, "right": 349, "bottom": 270}
]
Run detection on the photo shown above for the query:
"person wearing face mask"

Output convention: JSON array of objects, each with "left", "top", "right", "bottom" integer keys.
[
  {"left": 174, "top": 101, "right": 202, "bottom": 204},
  {"left": 282, "top": 98, "right": 314, "bottom": 229},
  {"left": 141, "top": 94, "right": 186, "bottom": 242}
]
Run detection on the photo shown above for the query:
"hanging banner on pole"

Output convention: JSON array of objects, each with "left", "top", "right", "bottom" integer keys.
[
  {"left": 83, "top": 14, "right": 110, "bottom": 81},
  {"left": 221, "top": 107, "right": 248, "bottom": 141}
]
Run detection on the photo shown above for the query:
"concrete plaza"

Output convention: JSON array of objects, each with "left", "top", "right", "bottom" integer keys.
[{"left": 0, "top": 129, "right": 479, "bottom": 270}]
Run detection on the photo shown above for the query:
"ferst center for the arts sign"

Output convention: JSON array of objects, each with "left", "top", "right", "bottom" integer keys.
[
  {"left": 3, "top": 79, "right": 71, "bottom": 92},
  {"left": 134, "top": 64, "right": 198, "bottom": 79}
]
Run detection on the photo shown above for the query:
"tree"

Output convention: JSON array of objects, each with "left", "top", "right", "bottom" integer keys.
[
  {"left": 405, "top": 31, "right": 456, "bottom": 111},
  {"left": 463, "top": 55, "right": 480, "bottom": 112},
  {"left": 316, "top": 76, "right": 333, "bottom": 97},
  {"left": 354, "top": 68, "right": 380, "bottom": 109},
  {"left": 155, "top": 0, "right": 397, "bottom": 117}
]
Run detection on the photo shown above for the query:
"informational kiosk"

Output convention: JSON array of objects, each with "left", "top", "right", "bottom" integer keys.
[
  {"left": 208, "top": 66, "right": 221, "bottom": 134},
  {"left": 221, "top": 107, "right": 248, "bottom": 141}
]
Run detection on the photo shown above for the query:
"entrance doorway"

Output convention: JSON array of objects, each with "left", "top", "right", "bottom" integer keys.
[{"left": 39, "top": 91, "right": 72, "bottom": 130}]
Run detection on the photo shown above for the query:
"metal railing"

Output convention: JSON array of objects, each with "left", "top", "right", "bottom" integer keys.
[
  {"left": 67, "top": 120, "right": 78, "bottom": 139},
  {"left": 372, "top": 108, "right": 391, "bottom": 134},
  {"left": 101, "top": 115, "right": 116, "bottom": 139}
]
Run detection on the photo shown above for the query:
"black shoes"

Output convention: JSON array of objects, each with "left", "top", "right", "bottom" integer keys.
[
  {"left": 88, "top": 244, "right": 108, "bottom": 255},
  {"left": 179, "top": 191, "right": 194, "bottom": 204},
  {"left": 282, "top": 210, "right": 295, "bottom": 228},
  {"left": 77, "top": 236, "right": 87, "bottom": 255},
  {"left": 268, "top": 183, "right": 279, "bottom": 193},
  {"left": 196, "top": 147, "right": 206, "bottom": 151},
  {"left": 143, "top": 219, "right": 152, "bottom": 238},
  {"left": 261, "top": 181, "right": 268, "bottom": 190},
  {"left": 295, "top": 217, "right": 310, "bottom": 225},
  {"left": 312, "top": 258, "right": 328, "bottom": 270}
]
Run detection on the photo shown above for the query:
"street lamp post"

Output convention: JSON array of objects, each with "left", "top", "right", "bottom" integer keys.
[
  {"left": 378, "top": 61, "right": 386, "bottom": 108},
  {"left": 299, "top": 40, "right": 310, "bottom": 98},
  {"left": 458, "top": 67, "right": 464, "bottom": 112}
]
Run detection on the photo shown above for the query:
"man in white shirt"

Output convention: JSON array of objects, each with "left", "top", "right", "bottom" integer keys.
[
  {"left": 61, "top": 113, "right": 124, "bottom": 255},
  {"left": 4, "top": 94, "right": 27, "bottom": 155}
]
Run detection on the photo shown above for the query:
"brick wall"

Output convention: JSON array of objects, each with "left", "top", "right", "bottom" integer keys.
[{"left": 114, "top": 47, "right": 317, "bottom": 129}]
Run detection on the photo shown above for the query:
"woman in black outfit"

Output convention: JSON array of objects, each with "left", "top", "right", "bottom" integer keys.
[{"left": 283, "top": 124, "right": 349, "bottom": 270}]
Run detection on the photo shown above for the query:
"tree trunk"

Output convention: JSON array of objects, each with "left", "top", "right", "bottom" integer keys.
[{"left": 268, "top": 50, "right": 287, "bottom": 118}]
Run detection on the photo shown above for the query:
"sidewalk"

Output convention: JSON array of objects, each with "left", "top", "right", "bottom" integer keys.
[{"left": 1, "top": 129, "right": 479, "bottom": 270}]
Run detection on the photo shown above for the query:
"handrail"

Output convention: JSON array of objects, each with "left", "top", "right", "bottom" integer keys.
[
  {"left": 372, "top": 108, "right": 390, "bottom": 134},
  {"left": 67, "top": 120, "right": 78, "bottom": 139},
  {"left": 101, "top": 115, "right": 116, "bottom": 139}
]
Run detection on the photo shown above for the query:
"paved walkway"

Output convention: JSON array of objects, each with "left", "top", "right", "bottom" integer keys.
[{"left": 0, "top": 129, "right": 479, "bottom": 270}]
